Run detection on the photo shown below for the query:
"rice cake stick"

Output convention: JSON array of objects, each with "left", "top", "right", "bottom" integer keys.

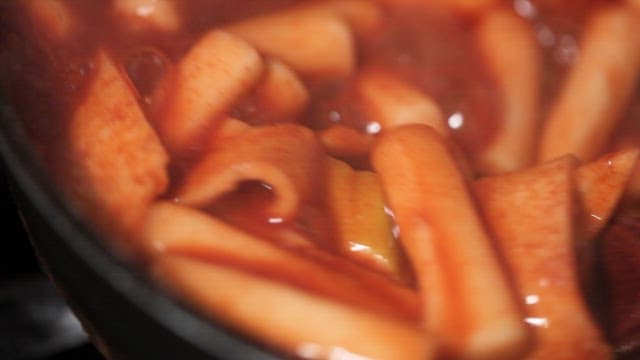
[
  {"left": 372, "top": 124, "right": 528, "bottom": 359},
  {"left": 318, "top": 125, "right": 374, "bottom": 166},
  {"left": 293, "top": 0, "right": 383, "bottom": 37},
  {"left": 252, "top": 59, "right": 309, "bottom": 122},
  {"left": 143, "top": 202, "right": 421, "bottom": 323},
  {"left": 539, "top": 4, "right": 640, "bottom": 162},
  {"left": 153, "top": 31, "right": 263, "bottom": 154},
  {"left": 153, "top": 256, "right": 433, "bottom": 360},
  {"left": 224, "top": 11, "right": 355, "bottom": 78},
  {"left": 357, "top": 69, "right": 448, "bottom": 135},
  {"left": 475, "top": 7, "right": 541, "bottom": 174}
]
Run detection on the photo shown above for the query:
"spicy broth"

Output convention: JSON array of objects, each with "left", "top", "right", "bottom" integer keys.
[{"left": 1, "top": 0, "right": 639, "bottom": 358}]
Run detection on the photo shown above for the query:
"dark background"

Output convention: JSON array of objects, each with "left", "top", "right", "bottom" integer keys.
[{"left": 0, "top": 164, "right": 104, "bottom": 360}]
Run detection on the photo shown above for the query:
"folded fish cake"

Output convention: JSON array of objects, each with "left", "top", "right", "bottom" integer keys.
[
  {"left": 66, "top": 49, "right": 169, "bottom": 240},
  {"left": 475, "top": 157, "right": 612, "bottom": 360}
]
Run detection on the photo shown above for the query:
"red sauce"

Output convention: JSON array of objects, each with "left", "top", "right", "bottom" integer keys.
[{"left": 2, "top": 0, "right": 640, "bottom": 357}]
